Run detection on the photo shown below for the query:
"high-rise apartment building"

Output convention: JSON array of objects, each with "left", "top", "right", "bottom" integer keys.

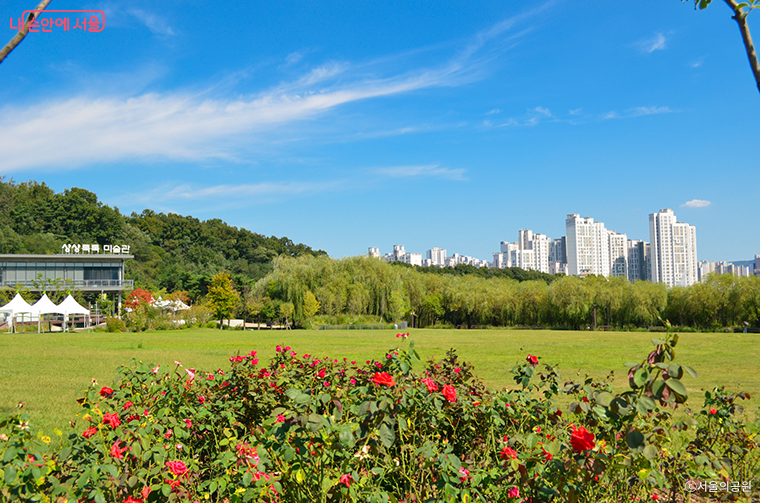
[
  {"left": 566, "top": 214, "right": 611, "bottom": 277},
  {"left": 608, "top": 231, "right": 628, "bottom": 278},
  {"left": 649, "top": 209, "right": 698, "bottom": 287},
  {"left": 368, "top": 247, "right": 380, "bottom": 258},
  {"left": 549, "top": 237, "right": 567, "bottom": 265},
  {"left": 627, "top": 240, "right": 650, "bottom": 282},
  {"left": 426, "top": 247, "right": 447, "bottom": 267},
  {"left": 494, "top": 231, "right": 551, "bottom": 272}
]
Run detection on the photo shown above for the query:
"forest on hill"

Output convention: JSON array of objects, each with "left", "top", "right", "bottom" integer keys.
[{"left": 0, "top": 178, "right": 326, "bottom": 299}]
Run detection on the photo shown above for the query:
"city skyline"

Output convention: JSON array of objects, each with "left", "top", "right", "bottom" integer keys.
[
  {"left": 1, "top": 2, "right": 758, "bottom": 261},
  {"left": 372, "top": 208, "right": 755, "bottom": 273}
]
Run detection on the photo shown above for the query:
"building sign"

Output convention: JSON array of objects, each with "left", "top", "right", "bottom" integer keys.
[{"left": 61, "top": 244, "right": 131, "bottom": 255}]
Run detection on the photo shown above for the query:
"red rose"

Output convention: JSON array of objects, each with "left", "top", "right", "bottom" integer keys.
[
  {"left": 421, "top": 377, "right": 438, "bottom": 393},
  {"left": 99, "top": 387, "right": 114, "bottom": 398},
  {"left": 442, "top": 385, "right": 457, "bottom": 402},
  {"left": 103, "top": 413, "right": 121, "bottom": 429},
  {"left": 123, "top": 497, "right": 143, "bottom": 503},
  {"left": 110, "top": 441, "right": 127, "bottom": 459},
  {"left": 709, "top": 408, "right": 717, "bottom": 415},
  {"left": 570, "top": 425, "right": 595, "bottom": 452},
  {"left": 500, "top": 446, "right": 518, "bottom": 460},
  {"left": 318, "top": 368, "right": 326, "bottom": 379},
  {"left": 526, "top": 355, "right": 538, "bottom": 365},
  {"left": 82, "top": 426, "right": 98, "bottom": 438},
  {"left": 372, "top": 372, "right": 396, "bottom": 387},
  {"left": 339, "top": 473, "right": 353, "bottom": 488},
  {"left": 165, "top": 460, "right": 188, "bottom": 477}
]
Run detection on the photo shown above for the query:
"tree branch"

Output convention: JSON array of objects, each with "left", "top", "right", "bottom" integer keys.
[
  {"left": 0, "top": 0, "right": 53, "bottom": 66},
  {"left": 723, "top": 0, "right": 760, "bottom": 94}
]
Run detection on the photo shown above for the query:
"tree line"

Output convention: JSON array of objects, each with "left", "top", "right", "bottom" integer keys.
[
  {"left": 0, "top": 178, "right": 326, "bottom": 302},
  {"left": 251, "top": 255, "right": 760, "bottom": 330}
]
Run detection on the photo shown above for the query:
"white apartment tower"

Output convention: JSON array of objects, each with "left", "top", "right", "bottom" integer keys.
[
  {"left": 494, "top": 231, "right": 551, "bottom": 272},
  {"left": 426, "top": 247, "right": 447, "bottom": 267},
  {"left": 608, "top": 231, "right": 628, "bottom": 278},
  {"left": 368, "top": 247, "right": 380, "bottom": 258},
  {"left": 649, "top": 209, "right": 698, "bottom": 287},
  {"left": 566, "top": 214, "right": 611, "bottom": 277}
]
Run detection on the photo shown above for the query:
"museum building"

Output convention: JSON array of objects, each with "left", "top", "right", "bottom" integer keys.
[{"left": 0, "top": 244, "right": 134, "bottom": 300}]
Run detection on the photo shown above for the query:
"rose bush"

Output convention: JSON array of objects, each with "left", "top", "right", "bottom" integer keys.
[{"left": 0, "top": 326, "right": 758, "bottom": 502}]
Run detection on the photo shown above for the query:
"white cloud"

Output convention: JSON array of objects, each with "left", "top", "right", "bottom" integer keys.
[
  {"left": 681, "top": 199, "right": 712, "bottom": 208},
  {"left": 285, "top": 51, "right": 305, "bottom": 67},
  {"left": 486, "top": 108, "right": 502, "bottom": 115},
  {"left": 0, "top": 61, "right": 479, "bottom": 172},
  {"left": 0, "top": 9, "right": 546, "bottom": 172},
  {"left": 128, "top": 9, "right": 175, "bottom": 35},
  {"left": 534, "top": 106, "right": 552, "bottom": 117},
  {"left": 568, "top": 108, "right": 582, "bottom": 115},
  {"left": 631, "top": 106, "right": 674, "bottom": 116},
  {"left": 636, "top": 33, "right": 667, "bottom": 53},
  {"left": 602, "top": 106, "right": 675, "bottom": 120},
  {"left": 374, "top": 164, "right": 466, "bottom": 181}
]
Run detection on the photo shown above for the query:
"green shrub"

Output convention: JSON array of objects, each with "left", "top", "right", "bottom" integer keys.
[
  {"left": 0, "top": 327, "right": 757, "bottom": 502},
  {"left": 105, "top": 317, "right": 126, "bottom": 333}
]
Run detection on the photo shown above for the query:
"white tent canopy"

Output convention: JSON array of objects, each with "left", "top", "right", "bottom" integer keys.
[
  {"left": 0, "top": 293, "right": 38, "bottom": 332},
  {"left": 58, "top": 294, "right": 90, "bottom": 332},
  {"left": 32, "top": 294, "right": 64, "bottom": 315},
  {"left": 32, "top": 294, "right": 65, "bottom": 332},
  {"left": 0, "top": 293, "right": 36, "bottom": 315}
]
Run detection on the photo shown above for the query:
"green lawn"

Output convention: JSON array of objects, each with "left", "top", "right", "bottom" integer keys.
[{"left": 1, "top": 327, "right": 758, "bottom": 434}]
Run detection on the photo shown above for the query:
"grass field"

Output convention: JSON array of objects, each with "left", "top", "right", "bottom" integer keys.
[{"left": 1, "top": 327, "right": 758, "bottom": 434}]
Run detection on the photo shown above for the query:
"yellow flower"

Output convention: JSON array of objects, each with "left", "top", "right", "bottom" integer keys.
[
  {"left": 41, "top": 436, "right": 51, "bottom": 444},
  {"left": 53, "top": 428, "right": 62, "bottom": 437},
  {"left": 638, "top": 468, "right": 649, "bottom": 479}
]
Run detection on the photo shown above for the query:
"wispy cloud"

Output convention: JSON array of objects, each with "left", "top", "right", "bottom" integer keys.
[
  {"left": 689, "top": 57, "right": 704, "bottom": 68},
  {"left": 681, "top": 199, "right": 712, "bottom": 208},
  {"left": 112, "top": 179, "right": 349, "bottom": 213},
  {"left": 486, "top": 108, "right": 502, "bottom": 115},
  {"left": 636, "top": 33, "right": 667, "bottom": 53},
  {"left": 128, "top": 9, "right": 175, "bottom": 35},
  {"left": 0, "top": 8, "right": 546, "bottom": 172},
  {"left": 374, "top": 164, "right": 467, "bottom": 181},
  {"left": 602, "top": 106, "right": 675, "bottom": 120},
  {"left": 494, "top": 105, "right": 555, "bottom": 127}
]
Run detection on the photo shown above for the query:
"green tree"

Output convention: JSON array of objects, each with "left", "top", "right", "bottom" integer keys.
[
  {"left": 279, "top": 301, "right": 295, "bottom": 329},
  {"left": 302, "top": 290, "right": 321, "bottom": 321},
  {"left": 206, "top": 272, "right": 239, "bottom": 329}
]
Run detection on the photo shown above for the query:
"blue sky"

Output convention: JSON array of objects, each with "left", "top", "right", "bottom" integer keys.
[{"left": 2, "top": 1, "right": 758, "bottom": 262}]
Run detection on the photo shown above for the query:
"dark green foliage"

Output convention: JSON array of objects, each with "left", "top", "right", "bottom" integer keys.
[
  {"left": 0, "top": 178, "right": 326, "bottom": 301},
  {"left": 391, "top": 261, "right": 558, "bottom": 283}
]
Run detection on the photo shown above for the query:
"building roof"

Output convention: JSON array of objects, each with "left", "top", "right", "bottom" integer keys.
[{"left": 0, "top": 254, "right": 133, "bottom": 261}]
